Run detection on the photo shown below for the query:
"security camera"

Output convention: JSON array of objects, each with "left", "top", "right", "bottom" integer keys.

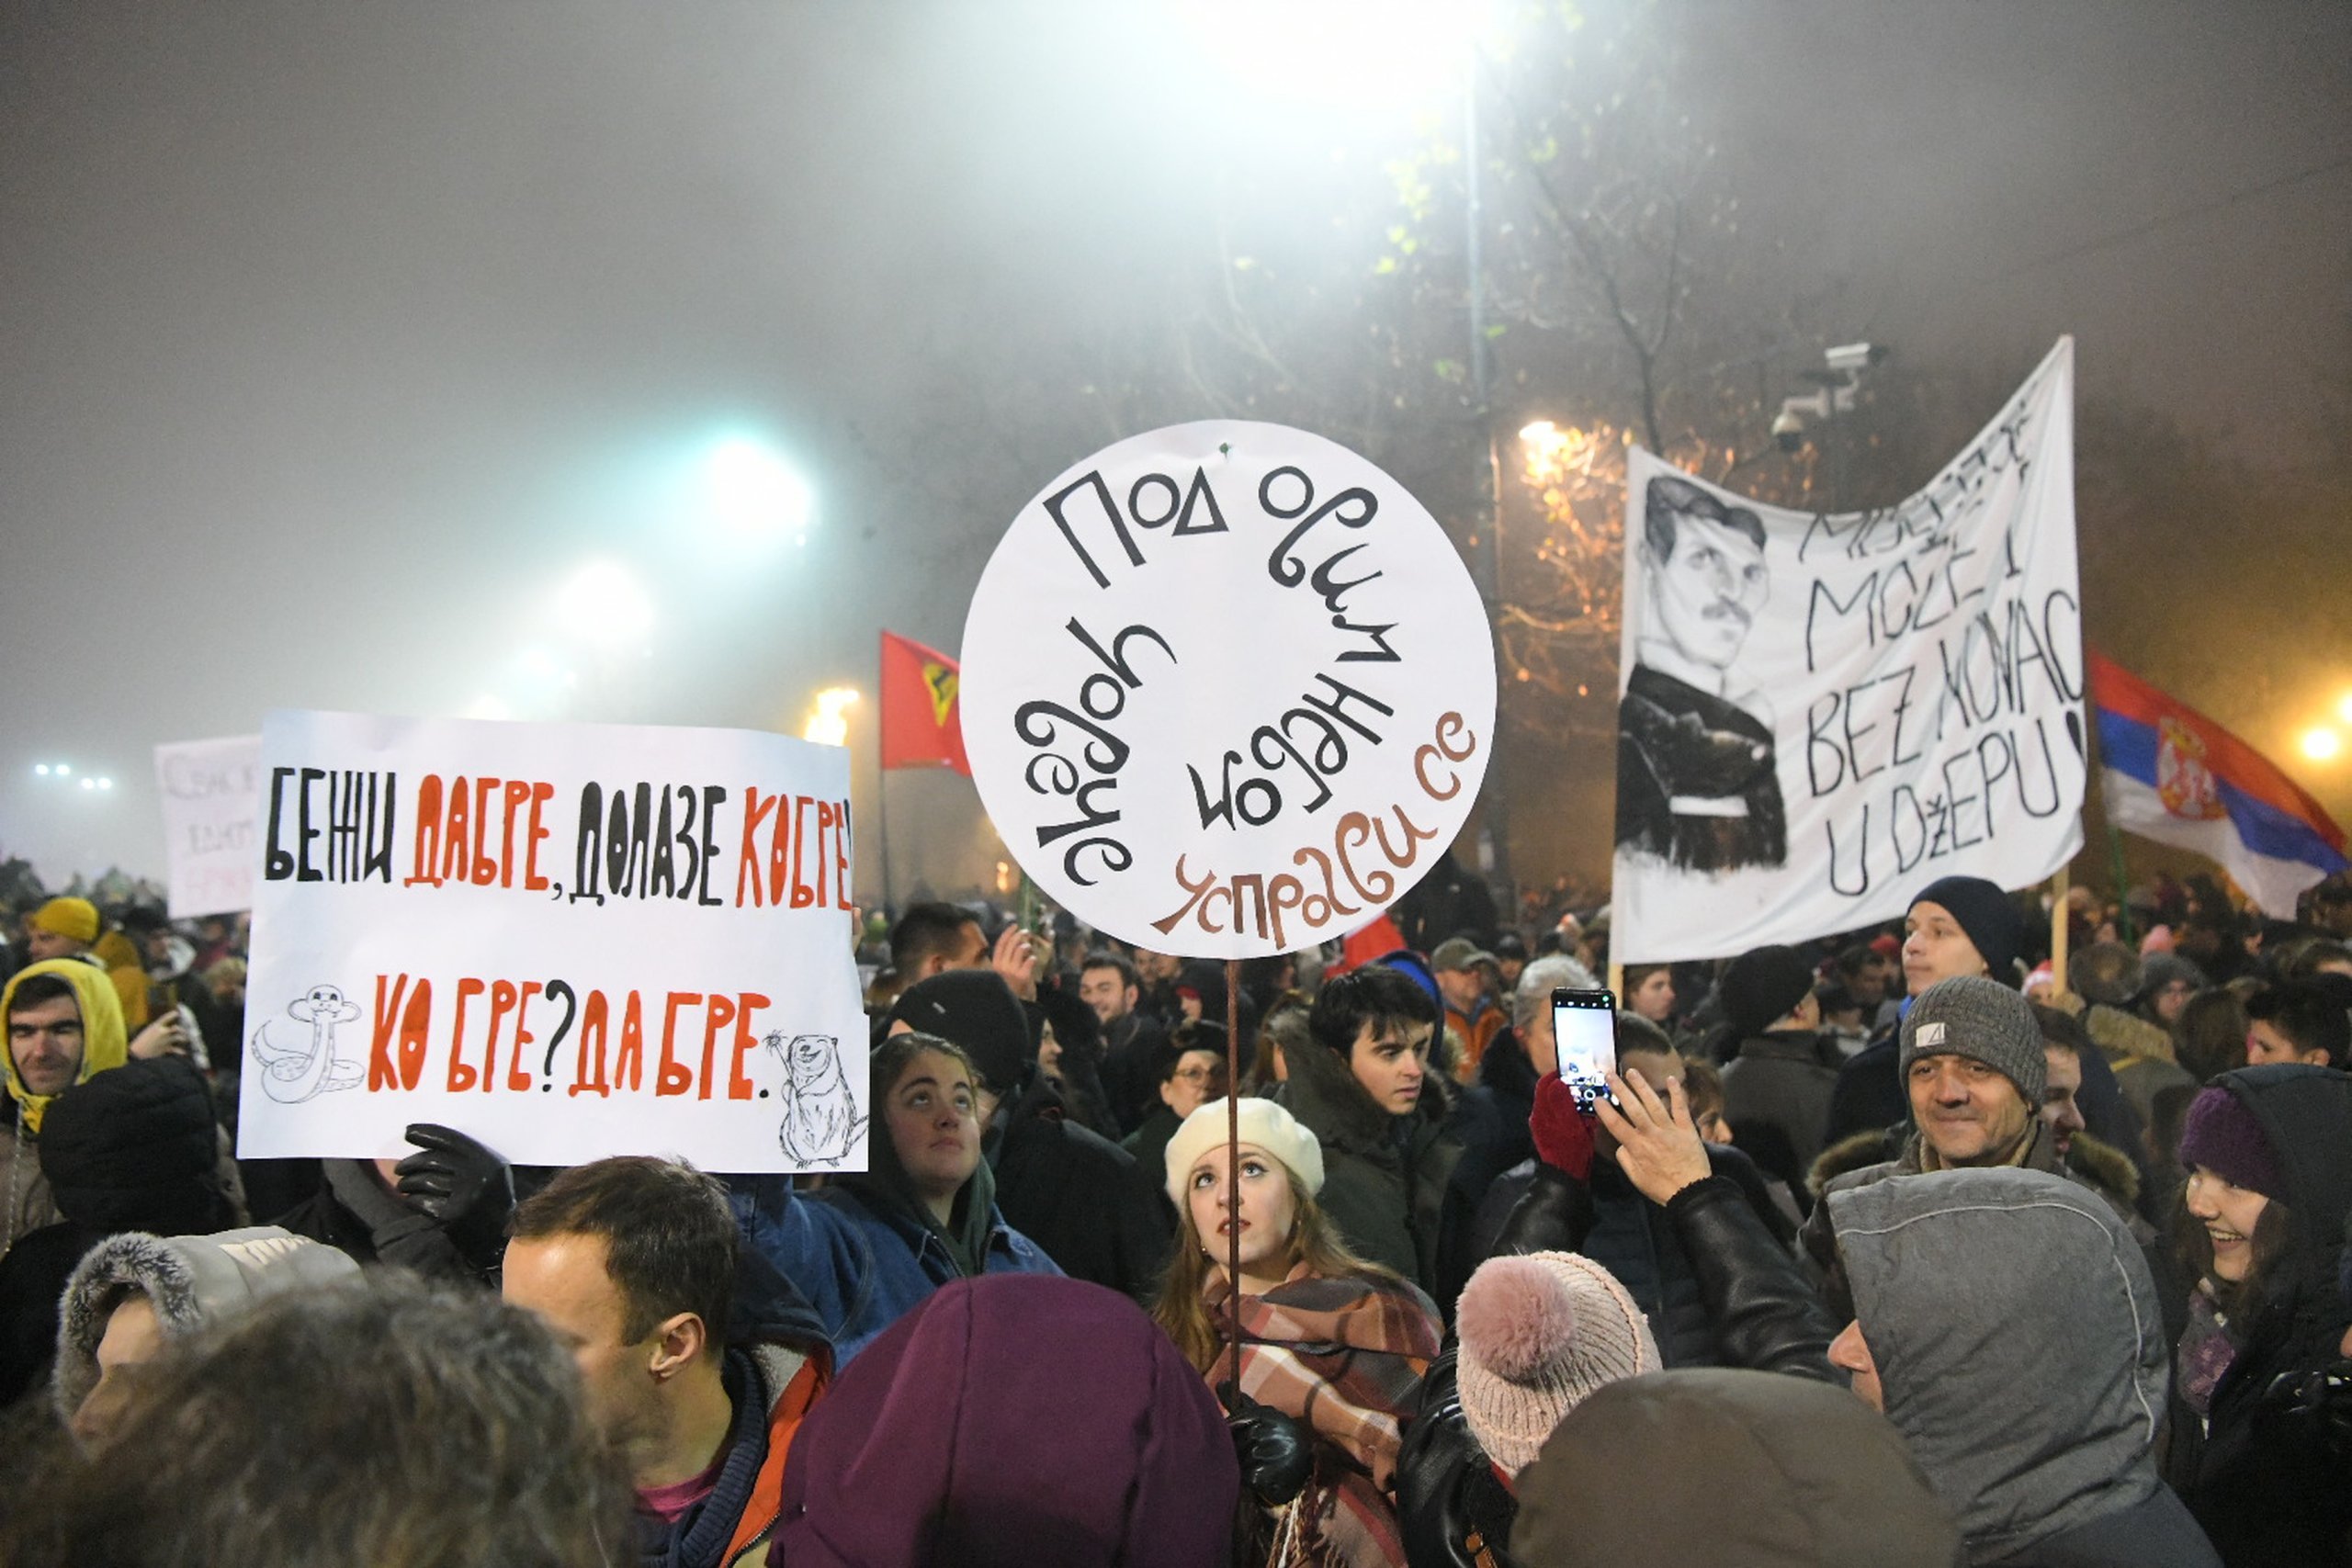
[
  {"left": 1824, "top": 342, "right": 1886, "bottom": 375},
  {"left": 1771, "top": 406, "right": 1805, "bottom": 452}
]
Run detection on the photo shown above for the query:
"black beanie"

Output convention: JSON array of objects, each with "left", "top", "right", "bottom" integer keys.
[
  {"left": 1909, "top": 875, "right": 2026, "bottom": 985},
  {"left": 889, "top": 970, "right": 1034, "bottom": 1097},
  {"left": 1720, "top": 946, "right": 1815, "bottom": 1036}
]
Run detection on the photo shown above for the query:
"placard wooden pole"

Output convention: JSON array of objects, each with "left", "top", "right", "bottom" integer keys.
[
  {"left": 2050, "top": 868, "right": 2072, "bottom": 996},
  {"left": 1607, "top": 961, "right": 1624, "bottom": 1004},
  {"left": 1223, "top": 958, "right": 1244, "bottom": 1393}
]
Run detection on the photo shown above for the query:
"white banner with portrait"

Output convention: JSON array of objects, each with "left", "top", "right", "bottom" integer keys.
[{"left": 1611, "top": 339, "right": 2085, "bottom": 963}]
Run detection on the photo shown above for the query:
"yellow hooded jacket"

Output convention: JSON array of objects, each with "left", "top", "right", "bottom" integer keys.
[
  {"left": 4, "top": 958, "right": 130, "bottom": 1133},
  {"left": 3, "top": 958, "right": 131, "bottom": 1251}
]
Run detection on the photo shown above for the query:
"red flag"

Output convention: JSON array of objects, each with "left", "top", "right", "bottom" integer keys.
[
  {"left": 1329, "top": 912, "right": 1410, "bottom": 978},
  {"left": 879, "top": 631, "right": 971, "bottom": 777}
]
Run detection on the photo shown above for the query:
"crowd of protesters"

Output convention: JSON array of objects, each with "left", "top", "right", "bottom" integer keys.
[{"left": 0, "top": 859, "right": 2346, "bottom": 1568}]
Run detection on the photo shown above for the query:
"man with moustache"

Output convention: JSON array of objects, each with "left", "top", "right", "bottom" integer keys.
[{"left": 1614, "top": 474, "right": 1786, "bottom": 874}]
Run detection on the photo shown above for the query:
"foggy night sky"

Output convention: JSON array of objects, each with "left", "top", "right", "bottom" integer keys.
[{"left": 3, "top": 0, "right": 2346, "bottom": 891}]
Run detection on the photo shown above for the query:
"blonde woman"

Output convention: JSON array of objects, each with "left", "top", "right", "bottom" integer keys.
[{"left": 1153, "top": 1099, "right": 1442, "bottom": 1568}]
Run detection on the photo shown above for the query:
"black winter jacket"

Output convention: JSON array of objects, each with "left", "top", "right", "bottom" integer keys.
[
  {"left": 989, "top": 1074, "right": 1170, "bottom": 1303},
  {"left": 2160, "top": 1065, "right": 2352, "bottom": 1568},
  {"left": 1274, "top": 1041, "right": 1464, "bottom": 1296},
  {"left": 1580, "top": 1149, "right": 1794, "bottom": 1368}
]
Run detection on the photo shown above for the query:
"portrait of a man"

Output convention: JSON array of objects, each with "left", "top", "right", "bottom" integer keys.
[{"left": 1614, "top": 474, "right": 1787, "bottom": 873}]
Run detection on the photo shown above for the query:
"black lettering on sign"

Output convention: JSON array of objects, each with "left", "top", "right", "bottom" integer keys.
[
  {"left": 1188, "top": 674, "right": 1395, "bottom": 832},
  {"left": 1047, "top": 466, "right": 1232, "bottom": 588},
  {"left": 262, "top": 767, "right": 396, "bottom": 884},
  {"left": 1012, "top": 617, "right": 1176, "bottom": 885}
]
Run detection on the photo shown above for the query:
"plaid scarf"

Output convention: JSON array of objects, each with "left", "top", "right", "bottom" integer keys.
[{"left": 1206, "top": 1267, "right": 1442, "bottom": 1568}]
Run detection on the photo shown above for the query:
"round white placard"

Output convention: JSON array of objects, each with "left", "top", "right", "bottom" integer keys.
[{"left": 961, "top": 421, "right": 1497, "bottom": 958}]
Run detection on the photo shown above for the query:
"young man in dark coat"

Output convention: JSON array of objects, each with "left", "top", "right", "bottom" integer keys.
[
  {"left": 0, "top": 1054, "right": 238, "bottom": 1406},
  {"left": 888, "top": 969, "right": 1169, "bottom": 1302},
  {"left": 1279, "top": 964, "right": 1464, "bottom": 1295},
  {"left": 1076, "top": 951, "right": 1169, "bottom": 1136}
]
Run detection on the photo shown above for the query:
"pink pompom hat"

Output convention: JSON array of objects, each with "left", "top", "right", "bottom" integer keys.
[{"left": 1453, "top": 1250, "right": 1659, "bottom": 1477}]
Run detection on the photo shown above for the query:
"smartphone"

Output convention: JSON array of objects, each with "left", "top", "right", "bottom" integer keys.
[{"left": 1551, "top": 987, "right": 1618, "bottom": 1113}]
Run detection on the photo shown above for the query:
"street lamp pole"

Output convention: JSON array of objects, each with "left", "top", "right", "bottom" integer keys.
[{"left": 1464, "top": 43, "right": 1515, "bottom": 903}]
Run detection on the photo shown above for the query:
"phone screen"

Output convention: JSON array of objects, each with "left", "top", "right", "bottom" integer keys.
[{"left": 1551, "top": 987, "right": 1618, "bottom": 1113}]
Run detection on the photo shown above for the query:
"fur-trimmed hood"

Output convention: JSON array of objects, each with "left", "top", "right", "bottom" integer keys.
[
  {"left": 1808, "top": 1124, "right": 2139, "bottom": 1210},
  {"left": 1809, "top": 1127, "right": 1901, "bottom": 1198},
  {"left": 53, "top": 1225, "right": 360, "bottom": 1416},
  {"left": 2065, "top": 1130, "right": 2141, "bottom": 1209},
  {"left": 2085, "top": 1003, "right": 2177, "bottom": 1066}
]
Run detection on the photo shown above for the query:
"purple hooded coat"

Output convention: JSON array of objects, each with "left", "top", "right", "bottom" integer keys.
[{"left": 775, "top": 1274, "right": 1238, "bottom": 1568}]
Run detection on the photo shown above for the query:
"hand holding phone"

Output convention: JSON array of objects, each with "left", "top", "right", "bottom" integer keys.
[{"left": 1550, "top": 987, "right": 1617, "bottom": 1114}]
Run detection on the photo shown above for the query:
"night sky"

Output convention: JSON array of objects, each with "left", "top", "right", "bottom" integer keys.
[{"left": 5, "top": 0, "right": 2346, "bottom": 893}]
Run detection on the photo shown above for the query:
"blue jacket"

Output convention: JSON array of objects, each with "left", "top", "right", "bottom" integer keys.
[{"left": 727, "top": 1177, "right": 1059, "bottom": 1366}]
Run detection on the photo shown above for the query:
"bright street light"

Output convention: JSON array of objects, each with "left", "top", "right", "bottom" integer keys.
[
  {"left": 2301, "top": 728, "right": 2343, "bottom": 762},
  {"left": 802, "top": 687, "right": 859, "bottom": 748},
  {"left": 707, "top": 437, "right": 814, "bottom": 545},
  {"left": 557, "top": 561, "right": 657, "bottom": 651},
  {"left": 1178, "top": 0, "right": 1501, "bottom": 112},
  {"left": 2337, "top": 692, "right": 2352, "bottom": 726}
]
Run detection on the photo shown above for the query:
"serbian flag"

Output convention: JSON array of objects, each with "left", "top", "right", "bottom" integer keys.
[
  {"left": 879, "top": 631, "right": 970, "bottom": 776},
  {"left": 2089, "top": 650, "right": 2346, "bottom": 918}
]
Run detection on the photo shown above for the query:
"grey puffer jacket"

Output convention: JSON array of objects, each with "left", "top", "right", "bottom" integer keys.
[{"left": 1831, "top": 1168, "right": 2219, "bottom": 1568}]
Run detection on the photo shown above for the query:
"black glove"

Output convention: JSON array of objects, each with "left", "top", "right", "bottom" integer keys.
[
  {"left": 395, "top": 1123, "right": 516, "bottom": 1276},
  {"left": 1218, "top": 1383, "right": 1312, "bottom": 1506},
  {"left": 2263, "top": 1361, "right": 2352, "bottom": 1461}
]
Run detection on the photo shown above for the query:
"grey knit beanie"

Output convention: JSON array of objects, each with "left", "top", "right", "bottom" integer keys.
[{"left": 1899, "top": 975, "right": 2046, "bottom": 1104}]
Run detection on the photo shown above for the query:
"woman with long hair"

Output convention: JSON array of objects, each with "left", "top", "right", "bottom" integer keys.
[
  {"left": 1152, "top": 1099, "right": 1442, "bottom": 1568},
  {"left": 2165, "top": 1064, "right": 2352, "bottom": 1566},
  {"left": 731, "top": 1029, "right": 1059, "bottom": 1365}
]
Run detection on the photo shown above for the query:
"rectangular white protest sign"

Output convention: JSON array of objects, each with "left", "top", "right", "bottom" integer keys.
[
  {"left": 1611, "top": 339, "right": 2085, "bottom": 963},
  {"left": 155, "top": 735, "right": 263, "bottom": 918},
  {"left": 239, "top": 710, "right": 869, "bottom": 1171}
]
